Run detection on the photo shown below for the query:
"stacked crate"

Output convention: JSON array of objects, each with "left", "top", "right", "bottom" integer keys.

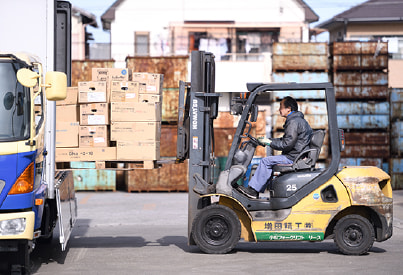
[
  {"left": 271, "top": 43, "right": 330, "bottom": 167},
  {"left": 124, "top": 56, "right": 189, "bottom": 192},
  {"left": 55, "top": 68, "right": 165, "bottom": 190},
  {"left": 330, "top": 42, "right": 390, "bottom": 170},
  {"left": 390, "top": 88, "right": 403, "bottom": 189},
  {"left": 110, "top": 72, "right": 163, "bottom": 162}
]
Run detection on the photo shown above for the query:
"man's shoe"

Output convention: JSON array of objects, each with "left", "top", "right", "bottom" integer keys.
[{"left": 238, "top": 185, "right": 259, "bottom": 199}]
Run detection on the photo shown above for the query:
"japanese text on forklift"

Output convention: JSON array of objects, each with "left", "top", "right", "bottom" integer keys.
[
  {"left": 0, "top": 0, "right": 76, "bottom": 272},
  {"left": 176, "top": 51, "right": 393, "bottom": 255}
]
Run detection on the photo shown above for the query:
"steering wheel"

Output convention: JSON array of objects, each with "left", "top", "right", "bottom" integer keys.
[{"left": 240, "top": 121, "right": 266, "bottom": 147}]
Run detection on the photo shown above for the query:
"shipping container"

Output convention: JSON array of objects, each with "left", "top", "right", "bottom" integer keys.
[
  {"left": 390, "top": 158, "right": 403, "bottom": 190},
  {"left": 337, "top": 115, "right": 389, "bottom": 129},
  {"left": 336, "top": 102, "right": 389, "bottom": 115},
  {"left": 125, "top": 56, "right": 189, "bottom": 88},
  {"left": 124, "top": 160, "right": 188, "bottom": 192},
  {"left": 332, "top": 55, "right": 388, "bottom": 70},
  {"left": 273, "top": 43, "right": 328, "bottom": 55},
  {"left": 330, "top": 41, "right": 388, "bottom": 55},
  {"left": 272, "top": 72, "right": 329, "bottom": 83},
  {"left": 333, "top": 71, "right": 388, "bottom": 86},
  {"left": 334, "top": 86, "right": 389, "bottom": 100},
  {"left": 72, "top": 60, "right": 115, "bottom": 86},
  {"left": 392, "top": 121, "right": 403, "bottom": 157},
  {"left": 340, "top": 158, "right": 383, "bottom": 168},
  {"left": 390, "top": 88, "right": 403, "bottom": 121},
  {"left": 272, "top": 55, "right": 328, "bottom": 71},
  {"left": 341, "top": 145, "right": 389, "bottom": 158},
  {"left": 271, "top": 90, "right": 325, "bottom": 100},
  {"left": 71, "top": 162, "right": 116, "bottom": 191}
]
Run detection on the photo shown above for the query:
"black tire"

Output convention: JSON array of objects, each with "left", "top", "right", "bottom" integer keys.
[
  {"left": 334, "top": 214, "right": 375, "bottom": 255},
  {"left": 192, "top": 204, "right": 241, "bottom": 254}
]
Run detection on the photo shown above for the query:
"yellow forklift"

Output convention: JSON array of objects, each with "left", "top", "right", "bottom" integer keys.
[{"left": 176, "top": 51, "right": 393, "bottom": 255}]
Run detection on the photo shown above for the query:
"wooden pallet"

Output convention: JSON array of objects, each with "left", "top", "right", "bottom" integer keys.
[{"left": 56, "top": 159, "right": 168, "bottom": 171}]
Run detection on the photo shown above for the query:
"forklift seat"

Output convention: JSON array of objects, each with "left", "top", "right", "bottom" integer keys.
[
  {"left": 272, "top": 130, "right": 325, "bottom": 173},
  {"left": 228, "top": 142, "right": 255, "bottom": 186}
]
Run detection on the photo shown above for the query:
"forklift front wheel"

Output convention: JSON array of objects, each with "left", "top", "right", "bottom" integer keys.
[
  {"left": 334, "top": 214, "right": 375, "bottom": 255},
  {"left": 192, "top": 204, "right": 241, "bottom": 254}
]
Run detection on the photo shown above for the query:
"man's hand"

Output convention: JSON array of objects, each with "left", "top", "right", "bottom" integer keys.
[{"left": 257, "top": 137, "right": 272, "bottom": 146}]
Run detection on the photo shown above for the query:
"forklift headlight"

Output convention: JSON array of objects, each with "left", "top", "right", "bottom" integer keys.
[{"left": 0, "top": 218, "right": 26, "bottom": 235}]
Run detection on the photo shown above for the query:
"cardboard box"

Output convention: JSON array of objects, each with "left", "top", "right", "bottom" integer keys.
[
  {"left": 56, "top": 87, "right": 78, "bottom": 105},
  {"left": 110, "top": 102, "right": 161, "bottom": 122},
  {"left": 79, "top": 125, "right": 108, "bottom": 147},
  {"left": 55, "top": 147, "right": 116, "bottom": 162},
  {"left": 139, "top": 94, "right": 161, "bottom": 103},
  {"left": 111, "top": 81, "right": 139, "bottom": 102},
  {"left": 132, "top": 73, "right": 163, "bottom": 95},
  {"left": 117, "top": 141, "right": 160, "bottom": 160},
  {"left": 56, "top": 105, "right": 79, "bottom": 122},
  {"left": 80, "top": 103, "right": 109, "bottom": 125},
  {"left": 78, "top": 81, "right": 107, "bottom": 103},
  {"left": 111, "top": 121, "right": 161, "bottom": 141},
  {"left": 56, "top": 121, "right": 79, "bottom": 147},
  {"left": 92, "top": 68, "right": 132, "bottom": 101}
]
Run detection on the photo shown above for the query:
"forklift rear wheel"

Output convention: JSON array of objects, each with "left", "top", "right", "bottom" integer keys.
[
  {"left": 334, "top": 214, "right": 375, "bottom": 255},
  {"left": 192, "top": 204, "right": 241, "bottom": 254}
]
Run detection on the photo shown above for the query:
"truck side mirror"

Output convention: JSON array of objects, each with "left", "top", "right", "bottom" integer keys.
[
  {"left": 44, "top": 71, "right": 67, "bottom": 101},
  {"left": 17, "top": 68, "right": 39, "bottom": 88}
]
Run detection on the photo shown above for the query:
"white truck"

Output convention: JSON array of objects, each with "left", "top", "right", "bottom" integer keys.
[{"left": 0, "top": 1, "right": 76, "bottom": 273}]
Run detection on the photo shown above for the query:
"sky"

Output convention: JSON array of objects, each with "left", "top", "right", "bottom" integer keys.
[{"left": 69, "top": 0, "right": 368, "bottom": 43}]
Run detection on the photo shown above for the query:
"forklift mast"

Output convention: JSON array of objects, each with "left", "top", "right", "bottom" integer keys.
[{"left": 176, "top": 51, "right": 220, "bottom": 243}]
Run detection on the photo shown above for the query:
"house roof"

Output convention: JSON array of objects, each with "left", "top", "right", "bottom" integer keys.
[
  {"left": 101, "top": 0, "right": 318, "bottom": 31},
  {"left": 317, "top": 0, "right": 403, "bottom": 29},
  {"left": 72, "top": 5, "right": 98, "bottom": 28}
]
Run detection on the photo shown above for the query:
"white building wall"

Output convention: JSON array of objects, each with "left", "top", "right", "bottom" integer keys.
[{"left": 110, "top": 0, "right": 306, "bottom": 67}]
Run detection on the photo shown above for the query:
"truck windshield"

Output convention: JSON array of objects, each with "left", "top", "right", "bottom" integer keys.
[{"left": 0, "top": 61, "right": 30, "bottom": 141}]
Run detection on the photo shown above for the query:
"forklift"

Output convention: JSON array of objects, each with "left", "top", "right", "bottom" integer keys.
[{"left": 176, "top": 51, "right": 393, "bottom": 255}]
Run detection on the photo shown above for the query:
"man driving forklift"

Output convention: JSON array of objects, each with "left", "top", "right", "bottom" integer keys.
[{"left": 238, "top": 96, "right": 313, "bottom": 199}]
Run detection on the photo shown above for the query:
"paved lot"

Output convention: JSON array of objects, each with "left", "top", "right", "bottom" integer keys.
[{"left": 16, "top": 190, "right": 403, "bottom": 274}]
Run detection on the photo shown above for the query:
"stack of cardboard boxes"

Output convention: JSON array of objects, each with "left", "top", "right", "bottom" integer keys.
[{"left": 55, "top": 68, "right": 163, "bottom": 164}]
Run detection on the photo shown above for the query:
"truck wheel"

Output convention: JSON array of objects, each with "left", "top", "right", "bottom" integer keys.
[
  {"left": 192, "top": 204, "right": 241, "bottom": 254},
  {"left": 334, "top": 214, "right": 375, "bottom": 255}
]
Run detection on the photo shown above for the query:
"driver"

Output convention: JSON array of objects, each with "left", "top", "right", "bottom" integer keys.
[{"left": 238, "top": 96, "right": 313, "bottom": 199}]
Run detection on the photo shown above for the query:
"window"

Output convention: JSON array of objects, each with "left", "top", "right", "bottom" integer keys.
[{"left": 135, "top": 32, "right": 150, "bottom": 56}]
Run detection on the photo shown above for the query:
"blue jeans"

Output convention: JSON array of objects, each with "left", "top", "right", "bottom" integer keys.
[{"left": 248, "top": 155, "right": 293, "bottom": 193}]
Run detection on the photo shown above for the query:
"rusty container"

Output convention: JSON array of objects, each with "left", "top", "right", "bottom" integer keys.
[
  {"left": 125, "top": 56, "right": 189, "bottom": 88},
  {"left": 341, "top": 132, "right": 390, "bottom": 159},
  {"left": 272, "top": 55, "right": 328, "bottom": 71},
  {"left": 71, "top": 162, "right": 116, "bottom": 191},
  {"left": 334, "top": 86, "right": 389, "bottom": 100},
  {"left": 160, "top": 125, "right": 178, "bottom": 157},
  {"left": 391, "top": 88, "right": 403, "bottom": 121},
  {"left": 336, "top": 102, "right": 389, "bottom": 115},
  {"left": 273, "top": 43, "right": 328, "bottom": 55},
  {"left": 125, "top": 160, "right": 188, "bottom": 192},
  {"left": 392, "top": 121, "right": 403, "bottom": 157},
  {"left": 332, "top": 55, "right": 388, "bottom": 70},
  {"left": 162, "top": 88, "right": 179, "bottom": 122},
  {"left": 337, "top": 115, "right": 389, "bottom": 129},
  {"left": 272, "top": 72, "right": 329, "bottom": 83},
  {"left": 333, "top": 71, "right": 388, "bottom": 86},
  {"left": 390, "top": 158, "right": 403, "bottom": 190},
  {"left": 340, "top": 158, "right": 383, "bottom": 169},
  {"left": 330, "top": 41, "right": 388, "bottom": 55},
  {"left": 72, "top": 60, "right": 115, "bottom": 86},
  {"left": 272, "top": 43, "right": 328, "bottom": 72}
]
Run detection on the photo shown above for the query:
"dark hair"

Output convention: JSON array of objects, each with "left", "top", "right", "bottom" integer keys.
[{"left": 282, "top": 96, "right": 298, "bottom": 111}]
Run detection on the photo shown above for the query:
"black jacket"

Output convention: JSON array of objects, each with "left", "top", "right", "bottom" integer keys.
[{"left": 270, "top": 111, "right": 313, "bottom": 161}]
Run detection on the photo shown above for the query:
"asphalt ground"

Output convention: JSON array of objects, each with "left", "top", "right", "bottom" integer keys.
[{"left": 6, "top": 190, "right": 403, "bottom": 274}]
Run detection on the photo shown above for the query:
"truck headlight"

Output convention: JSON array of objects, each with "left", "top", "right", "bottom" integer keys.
[{"left": 0, "top": 218, "right": 26, "bottom": 235}]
